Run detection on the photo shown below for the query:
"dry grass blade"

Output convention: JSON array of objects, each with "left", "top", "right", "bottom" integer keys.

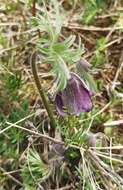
[
  {"left": 4, "top": 122, "right": 64, "bottom": 145},
  {"left": 88, "top": 150, "right": 123, "bottom": 187}
]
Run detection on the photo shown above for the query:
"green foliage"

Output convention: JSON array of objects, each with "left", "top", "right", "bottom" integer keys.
[
  {"left": 0, "top": 100, "right": 30, "bottom": 160},
  {"left": 31, "top": 0, "right": 62, "bottom": 41},
  {"left": 91, "top": 51, "right": 106, "bottom": 66},
  {"left": 38, "top": 35, "right": 84, "bottom": 90},
  {"left": 4, "top": 72, "right": 23, "bottom": 100},
  {"left": 31, "top": 1, "right": 84, "bottom": 91},
  {"left": 21, "top": 149, "right": 51, "bottom": 190},
  {"left": 91, "top": 37, "right": 107, "bottom": 66},
  {"left": 0, "top": 62, "right": 30, "bottom": 161},
  {"left": 96, "top": 37, "right": 107, "bottom": 52},
  {"left": 8, "top": 100, "right": 30, "bottom": 122},
  {"left": 60, "top": 115, "right": 93, "bottom": 146},
  {"left": 0, "top": 69, "right": 24, "bottom": 104},
  {"left": 76, "top": 167, "right": 94, "bottom": 190},
  {"left": 0, "top": 34, "right": 7, "bottom": 47},
  {"left": 81, "top": 0, "right": 107, "bottom": 25},
  {"left": 62, "top": 125, "right": 86, "bottom": 146}
]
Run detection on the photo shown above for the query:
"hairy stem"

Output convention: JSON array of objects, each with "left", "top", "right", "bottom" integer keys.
[{"left": 31, "top": 52, "right": 56, "bottom": 134}]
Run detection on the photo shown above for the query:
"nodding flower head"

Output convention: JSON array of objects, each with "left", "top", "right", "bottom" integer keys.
[{"left": 55, "top": 72, "right": 93, "bottom": 116}]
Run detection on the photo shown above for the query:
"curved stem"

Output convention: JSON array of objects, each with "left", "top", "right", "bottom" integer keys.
[{"left": 31, "top": 51, "right": 56, "bottom": 132}]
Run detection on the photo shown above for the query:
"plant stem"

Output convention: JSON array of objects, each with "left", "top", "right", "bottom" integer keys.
[
  {"left": 31, "top": 51, "right": 56, "bottom": 134},
  {"left": 32, "top": 0, "right": 36, "bottom": 16}
]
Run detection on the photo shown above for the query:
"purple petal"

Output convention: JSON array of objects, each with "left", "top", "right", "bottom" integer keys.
[
  {"left": 55, "top": 93, "right": 67, "bottom": 116},
  {"left": 76, "top": 84, "right": 93, "bottom": 112},
  {"left": 64, "top": 73, "right": 92, "bottom": 115},
  {"left": 62, "top": 77, "right": 80, "bottom": 115},
  {"left": 71, "top": 73, "right": 92, "bottom": 113},
  {"left": 55, "top": 72, "right": 93, "bottom": 116}
]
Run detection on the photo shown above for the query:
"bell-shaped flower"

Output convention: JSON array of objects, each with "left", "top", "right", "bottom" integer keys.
[{"left": 55, "top": 73, "right": 93, "bottom": 116}]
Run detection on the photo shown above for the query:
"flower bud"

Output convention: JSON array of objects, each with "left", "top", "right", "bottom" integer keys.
[{"left": 77, "top": 58, "right": 91, "bottom": 72}]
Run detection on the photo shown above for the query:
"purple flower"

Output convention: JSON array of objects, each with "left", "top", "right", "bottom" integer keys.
[{"left": 55, "top": 73, "right": 93, "bottom": 116}]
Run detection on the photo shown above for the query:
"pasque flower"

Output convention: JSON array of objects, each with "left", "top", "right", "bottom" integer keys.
[{"left": 55, "top": 72, "right": 93, "bottom": 116}]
